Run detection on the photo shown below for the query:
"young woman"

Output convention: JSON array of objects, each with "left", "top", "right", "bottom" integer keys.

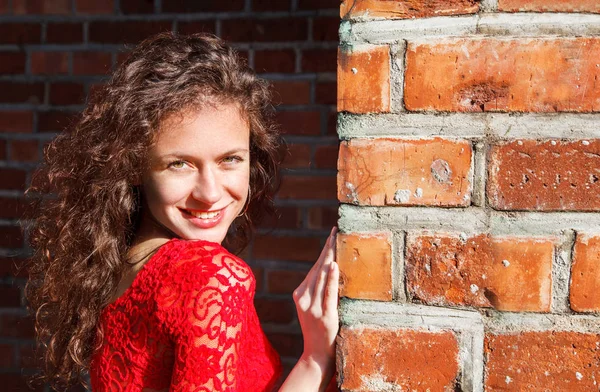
[{"left": 26, "top": 32, "right": 339, "bottom": 391}]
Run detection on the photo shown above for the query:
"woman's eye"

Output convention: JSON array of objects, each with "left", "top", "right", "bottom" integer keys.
[
  {"left": 223, "top": 155, "right": 243, "bottom": 164},
  {"left": 168, "top": 160, "right": 187, "bottom": 169}
]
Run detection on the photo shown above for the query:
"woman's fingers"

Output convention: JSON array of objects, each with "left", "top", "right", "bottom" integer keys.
[
  {"left": 312, "top": 230, "right": 337, "bottom": 306},
  {"left": 322, "top": 261, "right": 339, "bottom": 318}
]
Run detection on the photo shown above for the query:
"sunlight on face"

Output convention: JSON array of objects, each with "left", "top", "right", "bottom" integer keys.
[{"left": 141, "top": 103, "right": 250, "bottom": 244}]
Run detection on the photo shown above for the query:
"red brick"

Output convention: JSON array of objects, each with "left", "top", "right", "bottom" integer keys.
[
  {"left": 46, "top": 22, "right": 83, "bottom": 43},
  {"left": 0, "top": 373, "right": 42, "bottom": 392},
  {"left": 258, "top": 206, "right": 302, "bottom": 230},
  {"left": 570, "top": 234, "right": 600, "bottom": 312},
  {"left": 89, "top": 21, "right": 172, "bottom": 44},
  {"left": 266, "top": 332, "right": 303, "bottom": 357},
  {"left": 0, "top": 23, "right": 41, "bottom": 44},
  {"left": 298, "top": 0, "right": 339, "bottom": 10},
  {"left": 253, "top": 235, "right": 322, "bottom": 262},
  {"left": 314, "top": 144, "right": 338, "bottom": 169},
  {"left": 307, "top": 206, "right": 338, "bottom": 230},
  {"left": 0, "top": 111, "right": 33, "bottom": 133},
  {"left": 162, "top": 0, "right": 244, "bottom": 12},
  {"left": 405, "top": 38, "right": 600, "bottom": 112},
  {"left": 338, "top": 45, "right": 390, "bottom": 113},
  {"left": 0, "top": 256, "right": 28, "bottom": 279},
  {"left": 251, "top": 266, "right": 263, "bottom": 292},
  {"left": 252, "top": 0, "right": 290, "bottom": 11},
  {"left": 0, "top": 226, "right": 23, "bottom": 248},
  {"left": 267, "top": 270, "right": 306, "bottom": 294},
  {"left": 221, "top": 18, "right": 308, "bottom": 43},
  {"left": 0, "top": 0, "right": 8, "bottom": 13},
  {"left": 302, "top": 49, "right": 336, "bottom": 73},
  {"left": 282, "top": 143, "right": 311, "bottom": 169},
  {"left": 337, "top": 232, "right": 392, "bottom": 300},
  {"left": 0, "top": 344, "right": 15, "bottom": 368},
  {"left": 315, "top": 81, "right": 336, "bottom": 105},
  {"left": 338, "top": 138, "right": 472, "bottom": 206},
  {"left": 0, "top": 140, "right": 6, "bottom": 160},
  {"left": 254, "top": 50, "right": 295, "bottom": 74},
  {"left": 276, "top": 111, "right": 320, "bottom": 135},
  {"left": 177, "top": 21, "right": 216, "bottom": 35},
  {"left": 0, "top": 197, "right": 26, "bottom": 219},
  {"left": 49, "top": 82, "right": 86, "bottom": 106},
  {"left": 30, "top": 51, "right": 68, "bottom": 75},
  {"left": 485, "top": 332, "right": 600, "bottom": 390},
  {"left": 499, "top": 0, "right": 600, "bottom": 12},
  {"left": 326, "top": 108, "right": 336, "bottom": 135},
  {"left": 73, "top": 51, "right": 112, "bottom": 75},
  {"left": 312, "top": 17, "right": 338, "bottom": 42},
  {"left": 0, "top": 285, "right": 21, "bottom": 307},
  {"left": 341, "top": 0, "right": 479, "bottom": 19},
  {"left": 488, "top": 139, "right": 600, "bottom": 211},
  {"left": 406, "top": 233, "right": 554, "bottom": 312},
  {"left": 0, "top": 314, "right": 34, "bottom": 338},
  {"left": 9, "top": 140, "right": 38, "bottom": 162},
  {"left": 0, "top": 168, "right": 28, "bottom": 190},
  {"left": 0, "top": 52, "right": 26, "bottom": 74},
  {"left": 0, "top": 82, "right": 43, "bottom": 104},
  {"left": 121, "top": 0, "right": 154, "bottom": 13},
  {"left": 271, "top": 81, "right": 311, "bottom": 105},
  {"left": 279, "top": 175, "right": 336, "bottom": 200},
  {"left": 13, "top": 0, "right": 70, "bottom": 14},
  {"left": 338, "top": 327, "right": 459, "bottom": 391},
  {"left": 254, "top": 298, "right": 295, "bottom": 324},
  {"left": 38, "top": 110, "right": 76, "bottom": 132},
  {"left": 75, "top": 0, "right": 113, "bottom": 13}
]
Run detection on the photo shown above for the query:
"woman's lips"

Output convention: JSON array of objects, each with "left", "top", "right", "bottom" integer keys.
[{"left": 180, "top": 207, "right": 226, "bottom": 229}]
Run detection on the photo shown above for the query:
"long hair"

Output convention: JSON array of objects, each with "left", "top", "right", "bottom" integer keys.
[{"left": 24, "top": 32, "right": 281, "bottom": 389}]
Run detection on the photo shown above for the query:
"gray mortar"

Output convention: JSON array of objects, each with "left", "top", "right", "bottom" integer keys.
[
  {"left": 389, "top": 42, "right": 406, "bottom": 113},
  {"left": 340, "top": 300, "right": 484, "bottom": 392},
  {"left": 341, "top": 14, "right": 600, "bottom": 44},
  {"left": 338, "top": 113, "right": 600, "bottom": 140},
  {"left": 552, "top": 230, "right": 575, "bottom": 314},
  {"left": 479, "top": 0, "right": 498, "bottom": 13},
  {"left": 490, "top": 212, "right": 600, "bottom": 236},
  {"left": 483, "top": 311, "right": 600, "bottom": 333},
  {"left": 392, "top": 231, "right": 406, "bottom": 302}
]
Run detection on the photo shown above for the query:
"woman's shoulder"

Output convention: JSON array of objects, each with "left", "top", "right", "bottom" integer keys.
[{"left": 159, "top": 238, "right": 255, "bottom": 290}]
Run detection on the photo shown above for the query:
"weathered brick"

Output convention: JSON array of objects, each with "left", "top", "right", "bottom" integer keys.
[
  {"left": 30, "top": 51, "right": 68, "bottom": 75},
  {"left": 0, "top": 52, "right": 26, "bottom": 74},
  {"left": 499, "top": 0, "right": 600, "bottom": 12},
  {"left": 338, "top": 138, "right": 472, "bottom": 206},
  {"left": 49, "top": 82, "right": 86, "bottom": 106},
  {"left": 314, "top": 144, "right": 338, "bottom": 169},
  {"left": 570, "top": 234, "right": 600, "bottom": 312},
  {"left": 405, "top": 38, "right": 600, "bottom": 112},
  {"left": 13, "top": 0, "right": 70, "bottom": 14},
  {"left": 0, "top": 111, "right": 33, "bottom": 133},
  {"left": 253, "top": 235, "right": 321, "bottom": 262},
  {"left": 9, "top": 139, "right": 38, "bottom": 162},
  {"left": 279, "top": 175, "right": 336, "bottom": 200},
  {"left": 338, "top": 45, "right": 390, "bottom": 113},
  {"left": 307, "top": 206, "right": 338, "bottom": 230},
  {"left": 315, "top": 81, "right": 336, "bottom": 105},
  {"left": 0, "top": 140, "right": 6, "bottom": 160},
  {"left": 406, "top": 233, "right": 554, "bottom": 312},
  {"left": 73, "top": 51, "right": 112, "bottom": 75},
  {"left": 341, "top": 0, "right": 479, "bottom": 19},
  {"left": 301, "top": 49, "right": 336, "bottom": 73},
  {"left": 485, "top": 332, "right": 600, "bottom": 390},
  {"left": 338, "top": 327, "right": 460, "bottom": 391},
  {"left": 337, "top": 232, "right": 392, "bottom": 301},
  {"left": 488, "top": 139, "right": 600, "bottom": 211},
  {"left": 312, "top": 17, "right": 338, "bottom": 42}
]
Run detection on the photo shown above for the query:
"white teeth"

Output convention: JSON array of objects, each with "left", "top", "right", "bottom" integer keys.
[{"left": 190, "top": 210, "right": 220, "bottom": 219}]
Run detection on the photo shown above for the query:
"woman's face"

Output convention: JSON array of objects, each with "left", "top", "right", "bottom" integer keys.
[{"left": 141, "top": 103, "right": 250, "bottom": 244}]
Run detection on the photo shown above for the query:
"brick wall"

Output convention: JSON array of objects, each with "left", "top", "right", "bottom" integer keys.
[
  {"left": 337, "top": 0, "right": 600, "bottom": 391},
  {"left": 0, "top": 0, "right": 339, "bottom": 389}
]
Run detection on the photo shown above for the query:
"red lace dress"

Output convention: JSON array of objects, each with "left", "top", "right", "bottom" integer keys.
[{"left": 90, "top": 239, "right": 282, "bottom": 391}]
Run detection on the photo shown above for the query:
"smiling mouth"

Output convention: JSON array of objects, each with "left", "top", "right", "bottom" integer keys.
[{"left": 181, "top": 207, "right": 225, "bottom": 220}]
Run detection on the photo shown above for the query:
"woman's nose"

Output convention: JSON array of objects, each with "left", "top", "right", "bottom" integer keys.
[{"left": 192, "top": 167, "right": 222, "bottom": 205}]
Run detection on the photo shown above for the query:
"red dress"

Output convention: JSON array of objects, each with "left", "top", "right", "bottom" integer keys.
[{"left": 90, "top": 239, "right": 282, "bottom": 391}]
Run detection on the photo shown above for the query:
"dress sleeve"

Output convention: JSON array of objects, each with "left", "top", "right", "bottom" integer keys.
[{"left": 155, "top": 241, "right": 255, "bottom": 392}]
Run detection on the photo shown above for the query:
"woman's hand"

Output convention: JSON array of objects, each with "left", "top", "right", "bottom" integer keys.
[{"left": 293, "top": 227, "right": 339, "bottom": 375}]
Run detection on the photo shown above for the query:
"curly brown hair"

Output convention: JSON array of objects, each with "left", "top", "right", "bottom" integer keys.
[{"left": 25, "top": 32, "right": 282, "bottom": 389}]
